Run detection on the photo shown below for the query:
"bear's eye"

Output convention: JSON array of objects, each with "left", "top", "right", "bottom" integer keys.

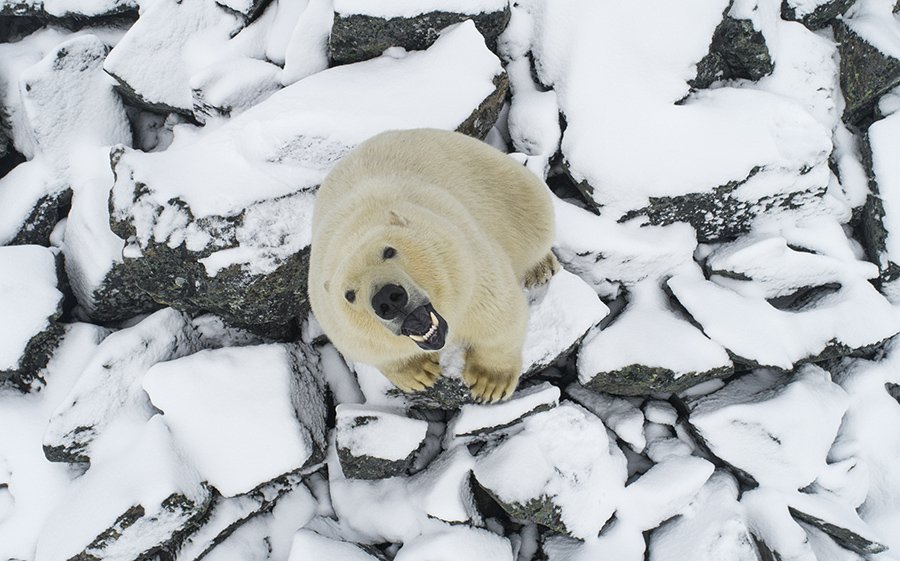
[
  {"left": 382, "top": 246, "right": 396, "bottom": 259},
  {"left": 344, "top": 290, "right": 356, "bottom": 303}
]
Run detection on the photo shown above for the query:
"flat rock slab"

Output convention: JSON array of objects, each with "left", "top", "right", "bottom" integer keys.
[
  {"left": 330, "top": 0, "right": 510, "bottom": 65},
  {"left": 0, "top": 245, "right": 64, "bottom": 391},
  {"left": 445, "top": 382, "right": 560, "bottom": 443},
  {"left": 335, "top": 404, "right": 429, "bottom": 480},
  {"left": 473, "top": 403, "right": 627, "bottom": 539},
  {"left": 143, "top": 343, "right": 327, "bottom": 497},
  {"left": 861, "top": 111, "right": 900, "bottom": 299},
  {"left": 108, "top": 21, "right": 506, "bottom": 337}
]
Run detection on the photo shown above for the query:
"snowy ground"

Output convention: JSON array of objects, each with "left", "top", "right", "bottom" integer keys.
[{"left": 2, "top": 0, "right": 900, "bottom": 560}]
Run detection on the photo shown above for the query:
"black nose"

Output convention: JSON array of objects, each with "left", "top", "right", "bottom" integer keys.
[{"left": 372, "top": 284, "right": 408, "bottom": 320}]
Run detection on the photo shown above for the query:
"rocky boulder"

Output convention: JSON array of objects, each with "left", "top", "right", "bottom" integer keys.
[{"left": 330, "top": 0, "right": 510, "bottom": 65}]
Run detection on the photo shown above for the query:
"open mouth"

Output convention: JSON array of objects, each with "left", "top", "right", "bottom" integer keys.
[{"left": 400, "top": 303, "right": 448, "bottom": 351}]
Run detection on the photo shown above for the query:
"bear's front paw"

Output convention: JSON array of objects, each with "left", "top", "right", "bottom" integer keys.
[
  {"left": 463, "top": 363, "right": 519, "bottom": 403},
  {"left": 384, "top": 354, "right": 442, "bottom": 393}
]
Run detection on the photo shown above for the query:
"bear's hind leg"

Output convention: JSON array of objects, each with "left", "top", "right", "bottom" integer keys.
[
  {"left": 463, "top": 345, "right": 523, "bottom": 403},
  {"left": 523, "top": 251, "right": 560, "bottom": 289},
  {"left": 381, "top": 353, "right": 442, "bottom": 393}
]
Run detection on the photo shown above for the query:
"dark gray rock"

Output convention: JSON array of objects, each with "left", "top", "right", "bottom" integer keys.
[
  {"left": 618, "top": 167, "right": 828, "bottom": 243},
  {"left": 389, "top": 375, "right": 474, "bottom": 410},
  {"left": 330, "top": 6, "right": 511, "bottom": 66},
  {"left": 690, "top": 4, "right": 774, "bottom": 90},
  {"left": 780, "top": 0, "right": 854, "bottom": 30},
  {"left": 834, "top": 19, "right": 900, "bottom": 126},
  {"left": 583, "top": 363, "right": 734, "bottom": 397},
  {"left": 6, "top": 187, "right": 71, "bottom": 247},
  {"left": 859, "top": 115, "right": 900, "bottom": 297},
  {"left": 0, "top": 246, "right": 65, "bottom": 392}
]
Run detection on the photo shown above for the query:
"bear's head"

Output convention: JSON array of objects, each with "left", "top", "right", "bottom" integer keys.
[{"left": 319, "top": 208, "right": 471, "bottom": 355}]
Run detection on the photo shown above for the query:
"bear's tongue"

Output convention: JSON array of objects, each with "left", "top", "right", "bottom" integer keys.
[{"left": 400, "top": 304, "right": 447, "bottom": 351}]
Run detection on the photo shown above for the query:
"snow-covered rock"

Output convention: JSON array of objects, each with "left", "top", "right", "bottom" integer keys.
[
  {"left": 0, "top": 159, "right": 68, "bottom": 246},
  {"left": 190, "top": 57, "right": 282, "bottom": 124},
  {"left": 667, "top": 254, "right": 900, "bottom": 370},
  {"left": 685, "top": 366, "right": 848, "bottom": 490},
  {"left": 445, "top": 382, "right": 559, "bottom": 443},
  {"left": 43, "top": 308, "right": 203, "bottom": 464},
  {"left": 103, "top": 0, "right": 242, "bottom": 115},
  {"left": 35, "top": 415, "right": 211, "bottom": 561},
  {"left": 861, "top": 110, "right": 900, "bottom": 299},
  {"left": 527, "top": 0, "right": 831, "bottom": 241},
  {"left": 108, "top": 21, "right": 506, "bottom": 337},
  {"left": 565, "top": 384, "right": 646, "bottom": 451},
  {"left": 288, "top": 529, "right": 382, "bottom": 561},
  {"left": 834, "top": 0, "right": 900, "bottom": 124},
  {"left": 781, "top": 0, "right": 855, "bottom": 29},
  {"left": 578, "top": 280, "right": 733, "bottom": 395},
  {"left": 335, "top": 404, "right": 429, "bottom": 480},
  {"left": 0, "top": 245, "right": 64, "bottom": 391},
  {"left": 143, "top": 342, "right": 327, "bottom": 497},
  {"left": 394, "top": 525, "right": 514, "bottom": 561},
  {"left": 330, "top": 0, "right": 511, "bottom": 65},
  {"left": 473, "top": 403, "right": 628, "bottom": 539}
]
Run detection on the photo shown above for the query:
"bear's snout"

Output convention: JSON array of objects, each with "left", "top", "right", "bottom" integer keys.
[{"left": 372, "top": 283, "right": 408, "bottom": 320}]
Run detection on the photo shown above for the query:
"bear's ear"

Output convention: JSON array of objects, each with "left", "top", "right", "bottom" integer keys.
[
  {"left": 388, "top": 210, "right": 409, "bottom": 227},
  {"left": 323, "top": 280, "right": 330, "bottom": 293}
]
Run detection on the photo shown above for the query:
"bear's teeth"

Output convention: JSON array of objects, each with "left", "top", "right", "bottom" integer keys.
[{"left": 409, "top": 334, "right": 426, "bottom": 343}]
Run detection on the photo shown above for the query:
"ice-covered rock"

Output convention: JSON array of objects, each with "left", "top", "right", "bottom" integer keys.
[
  {"left": 445, "top": 382, "right": 559, "bottom": 443},
  {"left": 0, "top": 245, "right": 64, "bottom": 391},
  {"left": 781, "top": 0, "right": 855, "bottom": 29},
  {"left": 834, "top": 0, "right": 900, "bottom": 125},
  {"left": 861, "top": 111, "right": 900, "bottom": 299},
  {"left": 35, "top": 416, "right": 212, "bottom": 561},
  {"left": 527, "top": 0, "right": 831, "bottom": 241},
  {"left": 394, "top": 525, "right": 514, "bottom": 561},
  {"left": 143, "top": 343, "right": 327, "bottom": 497},
  {"left": 108, "top": 21, "right": 506, "bottom": 337},
  {"left": 330, "top": 0, "right": 511, "bottom": 65},
  {"left": 473, "top": 403, "right": 627, "bottom": 539},
  {"left": 103, "top": 0, "right": 242, "bottom": 115},
  {"left": 578, "top": 280, "right": 733, "bottom": 395},
  {"left": 335, "top": 404, "right": 429, "bottom": 480},
  {"left": 648, "top": 470, "right": 759, "bottom": 561},
  {"left": 43, "top": 308, "right": 203, "bottom": 464},
  {"left": 685, "top": 366, "right": 848, "bottom": 490}
]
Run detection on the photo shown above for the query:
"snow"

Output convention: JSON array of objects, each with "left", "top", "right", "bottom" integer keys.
[
  {"left": 473, "top": 403, "right": 628, "bottom": 539},
  {"left": 393, "top": 525, "right": 514, "bottom": 561},
  {"left": 578, "top": 279, "right": 731, "bottom": 381},
  {"left": 648, "top": 471, "right": 758, "bottom": 561},
  {"left": 143, "top": 344, "right": 325, "bottom": 497},
  {"left": 566, "top": 384, "right": 646, "bottom": 452},
  {"left": 42, "top": 0, "right": 136, "bottom": 18},
  {"left": 0, "top": 245, "right": 61, "bottom": 372},
  {"left": 617, "top": 455, "right": 714, "bottom": 531},
  {"left": 688, "top": 366, "right": 848, "bottom": 491},
  {"left": 526, "top": 0, "right": 832, "bottom": 217},
  {"left": 0, "top": 323, "right": 107, "bottom": 561},
  {"left": 333, "top": 0, "right": 507, "bottom": 18},
  {"left": 0, "top": 160, "right": 64, "bottom": 245},
  {"left": 280, "top": 0, "right": 332, "bottom": 85},
  {"left": 336, "top": 404, "right": 429, "bottom": 462}
]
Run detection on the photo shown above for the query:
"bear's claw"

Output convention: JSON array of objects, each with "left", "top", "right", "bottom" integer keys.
[{"left": 463, "top": 364, "right": 518, "bottom": 403}]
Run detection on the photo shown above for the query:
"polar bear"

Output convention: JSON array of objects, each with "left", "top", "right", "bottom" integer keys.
[{"left": 308, "top": 129, "right": 558, "bottom": 402}]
